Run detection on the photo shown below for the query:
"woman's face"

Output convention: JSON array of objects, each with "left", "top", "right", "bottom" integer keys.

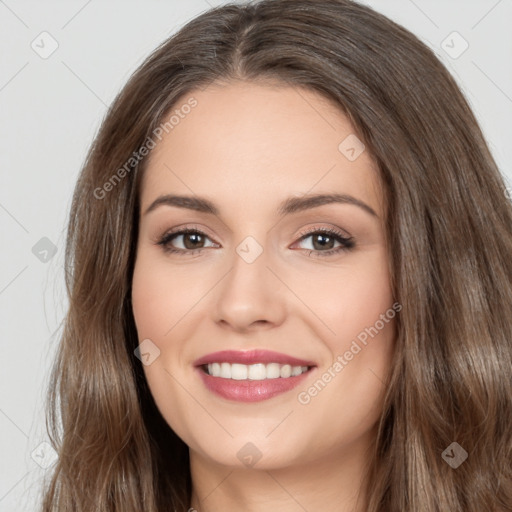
[{"left": 132, "top": 80, "right": 396, "bottom": 471}]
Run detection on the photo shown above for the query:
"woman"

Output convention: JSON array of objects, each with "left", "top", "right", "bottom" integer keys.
[{"left": 40, "top": 0, "right": 512, "bottom": 510}]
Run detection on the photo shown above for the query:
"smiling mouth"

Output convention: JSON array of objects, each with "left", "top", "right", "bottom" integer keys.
[
  {"left": 197, "top": 362, "right": 316, "bottom": 402},
  {"left": 202, "top": 362, "right": 312, "bottom": 380},
  {"left": 194, "top": 349, "right": 317, "bottom": 401}
]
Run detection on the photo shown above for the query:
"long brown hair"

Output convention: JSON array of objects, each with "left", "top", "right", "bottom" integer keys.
[{"left": 40, "top": 0, "right": 512, "bottom": 510}]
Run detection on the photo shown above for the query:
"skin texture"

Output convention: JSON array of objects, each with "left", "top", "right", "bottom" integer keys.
[{"left": 131, "top": 81, "right": 397, "bottom": 512}]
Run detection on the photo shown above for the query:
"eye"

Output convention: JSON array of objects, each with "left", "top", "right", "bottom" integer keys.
[
  {"left": 294, "top": 227, "right": 355, "bottom": 257},
  {"left": 157, "top": 226, "right": 218, "bottom": 255},
  {"left": 156, "top": 225, "right": 355, "bottom": 257}
]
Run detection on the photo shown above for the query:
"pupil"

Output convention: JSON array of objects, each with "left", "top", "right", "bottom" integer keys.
[
  {"left": 184, "top": 233, "right": 203, "bottom": 249},
  {"left": 313, "top": 234, "right": 334, "bottom": 250}
]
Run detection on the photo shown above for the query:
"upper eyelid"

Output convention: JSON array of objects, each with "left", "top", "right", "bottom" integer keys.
[{"left": 296, "top": 225, "right": 352, "bottom": 239}]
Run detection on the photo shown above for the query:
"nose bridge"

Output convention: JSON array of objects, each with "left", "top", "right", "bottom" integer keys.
[
  {"left": 235, "top": 234, "right": 266, "bottom": 266},
  {"left": 213, "top": 231, "right": 286, "bottom": 329},
  {"left": 227, "top": 232, "right": 272, "bottom": 294}
]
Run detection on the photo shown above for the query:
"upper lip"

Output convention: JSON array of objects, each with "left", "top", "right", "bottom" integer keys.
[{"left": 194, "top": 349, "right": 316, "bottom": 367}]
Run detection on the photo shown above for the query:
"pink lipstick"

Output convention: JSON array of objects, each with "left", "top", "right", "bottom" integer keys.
[{"left": 194, "top": 349, "right": 316, "bottom": 402}]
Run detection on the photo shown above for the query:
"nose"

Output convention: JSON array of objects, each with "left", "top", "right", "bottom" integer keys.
[{"left": 213, "top": 239, "right": 287, "bottom": 332}]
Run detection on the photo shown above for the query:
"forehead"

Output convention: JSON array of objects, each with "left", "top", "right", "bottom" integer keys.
[{"left": 140, "top": 80, "right": 384, "bottom": 219}]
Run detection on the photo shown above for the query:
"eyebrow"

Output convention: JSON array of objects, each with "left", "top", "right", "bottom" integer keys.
[{"left": 143, "top": 193, "right": 378, "bottom": 218}]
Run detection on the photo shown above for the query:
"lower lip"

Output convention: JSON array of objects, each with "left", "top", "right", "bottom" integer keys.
[{"left": 196, "top": 367, "right": 314, "bottom": 402}]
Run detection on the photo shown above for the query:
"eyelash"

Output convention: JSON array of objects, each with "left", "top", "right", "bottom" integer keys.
[{"left": 156, "top": 225, "right": 355, "bottom": 258}]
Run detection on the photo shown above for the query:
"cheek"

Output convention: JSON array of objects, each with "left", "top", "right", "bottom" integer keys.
[
  {"left": 295, "top": 249, "right": 396, "bottom": 411},
  {"left": 131, "top": 255, "right": 196, "bottom": 436},
  {"left": 131, "top": 252, "right": 200, "bottom": 340},
  {"left": 297, "top": 251, "right": 394, "bottom": 353},
  {"left": 333, "top": 271, "right": 394, "bottom": 349},
  {"left": 131, "top": 264, "right": 166, "bottom": 339}
]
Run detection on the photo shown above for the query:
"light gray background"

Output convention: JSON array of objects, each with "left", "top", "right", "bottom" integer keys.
[{"left": 0, "top": 0, "right": 511, "bottom": 510}]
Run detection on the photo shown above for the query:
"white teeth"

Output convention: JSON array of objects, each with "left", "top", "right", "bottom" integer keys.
[
  {"left": 205, "top": 362, "right": 310, "bottom": 379},
  {"left": 248, "top": 363, "right": 266, "bottom": 380},
  {"left": 291, "top": 365, "right": 303, "bottom": 376},
  {"left": 266, "top": 363, "right": 281, "bottom": 379},
  {"left": 280, "top": 364, "right": 291, "bottom": 378},
  {"left": 208, "top": 363, "right": 222, "bottom": 376},
  {"left": 220, "top": 362, "right": 231, "bottom": 378},
  {"left": 231, "top": 363, "right": 248, "bottom": 380}
]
